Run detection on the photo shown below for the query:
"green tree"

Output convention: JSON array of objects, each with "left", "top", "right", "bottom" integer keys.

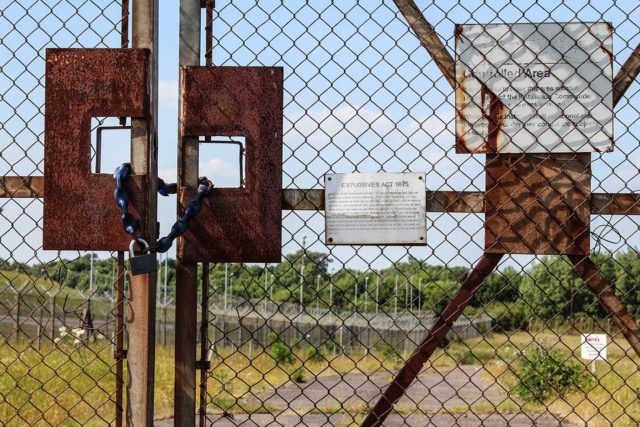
[
  {"left": 471, "top": 266, "right": 521, "bottom": 306},
  {"left": 519, "top": 256, "right": 601, "bottom": 322}
]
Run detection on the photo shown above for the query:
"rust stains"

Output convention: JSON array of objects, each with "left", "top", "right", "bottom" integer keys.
[
  {"left": 454, "top": 24, "right": 464, "bottom": 41},
  {"left": 455, "top": 67, "right": 505, "bottom": 154},
  {"left": 454, "top": 70, "right": 472, "bottom": 154},
  {"left": 479, "top": 79, "right": 504, "bottom": 153},
  {"left": 180, "top": 66, "right": 284, "bottom": 263},
  {"left": 43, "top": 48, "right": 149, "bottom": 251}
]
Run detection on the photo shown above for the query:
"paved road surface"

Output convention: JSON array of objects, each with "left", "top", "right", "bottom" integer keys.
[{"left": 155, "top": 365, "right": 576, "bottom": 426}]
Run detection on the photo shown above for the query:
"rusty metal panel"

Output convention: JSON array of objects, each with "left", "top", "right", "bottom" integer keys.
[
  {"left": 592, "top": 193, "right": 640, "bottom": 215},
  {"left": 455, "top": 23, "right": 614, "bottom": 153},
  {"left": 485, "top": 153, "right": 591, "bottom": 255},
  {"left": 44, "top": 49, "right": 149, "bottom": 251},
  {"left": 179, "top": 66, "right": 283, "bottom": 263}
]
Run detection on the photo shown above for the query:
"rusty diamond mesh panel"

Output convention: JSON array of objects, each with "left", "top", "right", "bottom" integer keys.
[{"left": 199, "top": 1, "right": 640, "bottom": 426}]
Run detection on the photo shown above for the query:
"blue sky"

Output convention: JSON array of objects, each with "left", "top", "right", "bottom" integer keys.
[{"left": 2, "top": 0, "right": 640, "bottom": 272}]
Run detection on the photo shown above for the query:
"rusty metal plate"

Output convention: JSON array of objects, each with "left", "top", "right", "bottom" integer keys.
[
  {"left": 485, "top": 153, "right": 590, "bottom": 255},
  {"left": 44, "top": 49, "right": 149, "bottom": 251},
  {"left": 179, "top": 66, "right": 283, "bottom": 263},
  {"left": 455, "top": 23, "right": 614, "bottom": 153}
]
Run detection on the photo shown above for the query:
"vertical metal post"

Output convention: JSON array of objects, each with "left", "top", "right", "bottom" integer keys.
[
  {"left": 224, "top": 264, "right": 228, "bottom": 310},
  {"left": 299, "top": 258, "right": 305, "bottom": 313},
  {"left": 121, "top": 0, "right": 129, "bottom": 48},
  {"left": 299, "top": 236, "right": 306, "bottom": 314},
  {"left": 376, "top": 276, "right": 379, "bottom": 314},
  {"left": 115, "top": 252, "right": 125, "bottom": 427},
  {"left": 264, "top": 266, "right": 268, "bottom": 313},
  {"left": 199, "top": 0, "right": 213, "bottom": 406},
  {"left": 316, "top": 274, "right": 320, "bottom": 313},
  {"left": 354, "top": 280, "right": 358, "bottom": 311},
  {"left": 89, "top": 252, "right": 94, "bottom": 291},
  {"left": 163, "top": 254, "right": 168, "bottom": 305},
  {"left": 394, "top": 276, "right": 398, "bottom": 315},
  {"left": 365, "top": 277, "right": 369, "bottom": 312},
  {"left": 127, "top": 0, "right": 159, "bottom": 426},
  {"left": 175, "top": 1, "right": 201, "bottom": 426}
]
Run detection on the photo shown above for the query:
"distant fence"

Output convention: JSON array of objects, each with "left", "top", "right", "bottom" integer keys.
[
  {"left": 0, "top": 288, "right": 489, "bottom": 351},
  {"left": 210, "top": 305, "right": 490, "bottom": 354}
]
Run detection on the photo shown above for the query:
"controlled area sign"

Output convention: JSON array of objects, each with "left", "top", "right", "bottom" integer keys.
[
  {"left": 455, "top": 22, "right": 613, "bottom": 153},
  {"left": 324, "top": 173, "right": 426, "bottom": 245}
]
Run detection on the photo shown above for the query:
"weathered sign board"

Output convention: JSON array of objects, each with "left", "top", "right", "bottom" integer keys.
[
  {"left": 324, "top": 173, "right": 426, "bottom": 245},
  {"left": 455, "top": 22, "right": 613, "bottom": 153}
]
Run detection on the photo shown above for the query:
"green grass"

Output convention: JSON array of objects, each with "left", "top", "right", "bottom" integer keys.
[{"left": 2, "top": 330, "right": 640, "bottom": 426}]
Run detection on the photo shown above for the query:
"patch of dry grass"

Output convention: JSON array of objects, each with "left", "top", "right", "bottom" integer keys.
[{"left": 3, "top": 329, "right": 640, "bottom": 426}]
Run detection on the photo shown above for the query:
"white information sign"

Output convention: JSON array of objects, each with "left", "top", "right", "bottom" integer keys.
[
  {"left": 455, "top": 22, "right": 613, "bottom": 153},
  {"left": 324, "top": 173, "right": 426, "bottom": 245},
  {"left": 581, "top": 334, "right": 607, "bottom": 361}
]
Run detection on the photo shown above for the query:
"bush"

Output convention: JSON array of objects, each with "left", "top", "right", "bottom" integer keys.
[
  {"left": 376, "top": 343, "right": 403, "bottom": 363},
  {"left": 268, "top": 332, "right": 293, "bottom": 364},
  {"left": 320, "top": 338, "right": 339, "bottom": 354},
  {"left": 291, "top": 367, "right": 306, "bottom": 383},
  {"left": 514, "top": 344, "right": 593, "bottom": 402},
  {"left": 446, "top": 341, "right": 495, "bottom": 365},
  {"left": 305, "top": 346, "right": 324, "bottom": 362}
]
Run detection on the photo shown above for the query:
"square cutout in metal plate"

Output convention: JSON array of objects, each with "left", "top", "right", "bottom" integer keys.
[
  {"left": 179, "top": 66, "right": 283, "bottom": 263},
  {"left": 43, "top": 49, "right": 149, "bottom": 251}
]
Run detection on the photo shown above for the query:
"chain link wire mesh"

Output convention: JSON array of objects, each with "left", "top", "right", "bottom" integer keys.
[
  {"left": 3, "top": 1, "right": 640, "bottom": 426},
  {"left": 0, "top": 1, "right": 128, "bottom": 425},
  {"left": 200, "top": 1, "right": 640, "bottom": 426}
]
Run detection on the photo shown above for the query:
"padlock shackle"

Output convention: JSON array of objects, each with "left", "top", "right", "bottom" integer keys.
[{"left": 129, "top": 238, "right": 150, "bottom": 256}]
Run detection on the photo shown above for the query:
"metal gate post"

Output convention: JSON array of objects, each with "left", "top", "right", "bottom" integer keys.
[
  {"left": 127, "top": 1, "right": 159, "bottom": 426},
  {"left": 175, "top": 1, "right": 201, "bottom": 426}
]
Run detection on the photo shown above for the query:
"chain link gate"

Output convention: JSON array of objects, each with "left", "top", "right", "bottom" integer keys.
[
  {"left": 3, "top": 1, "right": 640, "bottom": 426},
  {"left": 195, "top": 1, "right": 640, "bottom": 426},
  {"left": 0, "top": 1, "right": 133, "bottom": 426}
]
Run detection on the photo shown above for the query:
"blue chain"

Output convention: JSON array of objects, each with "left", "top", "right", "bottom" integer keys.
[
  {"left": 113, "top": 163, "right": 138, "bottom": 234},
  {"left": 156, "top": 178, "right": 213, "bottom": 253},
  {"left": 113, "top": 163, "right": 213, "bottom": 252},
  {"left": 157, "top": 177, "right": 176, "bottom": 196}
]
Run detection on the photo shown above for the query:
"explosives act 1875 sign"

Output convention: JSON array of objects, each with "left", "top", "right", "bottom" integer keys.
[
  {"left": 455, "top": 22, "right": 613, "bottom": 154},
  {"left": 324, "top": 173, "right": 426, "bottom": 245}
]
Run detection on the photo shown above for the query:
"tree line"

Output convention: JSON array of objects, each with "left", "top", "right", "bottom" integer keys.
[{"left": 5, "top": 248, "right": 640, "bottom": 331}]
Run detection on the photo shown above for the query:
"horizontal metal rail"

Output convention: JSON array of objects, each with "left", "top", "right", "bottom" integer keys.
[{"left": 4, "top": 176, "right": 638, "bottom": 215}]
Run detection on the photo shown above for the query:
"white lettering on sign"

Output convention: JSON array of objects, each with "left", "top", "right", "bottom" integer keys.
[
  {"left": 324, "top": 173, "right": 426, "bottom": 245},
  {"left": 455, "top": 22, "right": 613, "bottom": 153},
  {"left": 581, "top": 334, "right": 607, "bottom": 361}
]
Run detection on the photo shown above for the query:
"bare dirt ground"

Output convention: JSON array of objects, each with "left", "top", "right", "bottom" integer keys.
[{"left": 155, "top": 365, "right": 576, "bottom": 426}]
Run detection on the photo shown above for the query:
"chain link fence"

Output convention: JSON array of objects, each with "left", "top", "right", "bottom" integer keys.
[
  {"left": 0, "top": 1, "right": 128, "bottom": 425},
  {"left": 199, "top": 1, "right": 640, "bottom": 426},
  {"left": 3, "top": 1, "right": 640, "bottom": 426}
]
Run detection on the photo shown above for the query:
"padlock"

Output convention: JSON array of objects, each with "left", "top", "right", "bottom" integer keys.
[{"left": 129, "top": 238, "right": 157, "bottom": 276}]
